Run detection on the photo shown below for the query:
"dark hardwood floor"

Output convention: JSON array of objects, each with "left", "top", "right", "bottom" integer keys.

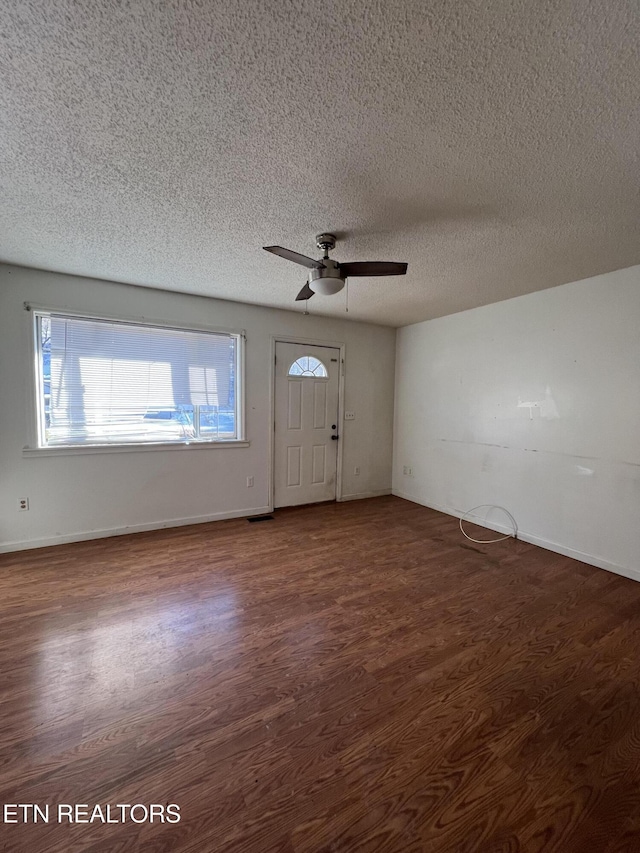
[{"left": 1, "top": 495, "right": 640, "bottom": 852}]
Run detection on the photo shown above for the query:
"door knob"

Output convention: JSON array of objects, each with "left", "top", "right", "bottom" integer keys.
[{"left": 331, "top": 435, "right": 339, "bottom": 440}]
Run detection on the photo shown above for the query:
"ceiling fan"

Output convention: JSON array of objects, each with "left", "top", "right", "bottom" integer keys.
[{"left": 263, "top": 233, "right": 408, "bottom": 302}]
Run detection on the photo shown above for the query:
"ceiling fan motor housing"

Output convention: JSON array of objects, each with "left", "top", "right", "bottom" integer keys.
[
  {"left": 308, "top": 258, "right": 345, "bottom": 295},
  {"left": 316, "top": 233, "right": 337, "bottom": 253}
]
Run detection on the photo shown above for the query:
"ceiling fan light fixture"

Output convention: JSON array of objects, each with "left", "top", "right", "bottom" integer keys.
[
  {"left": 308, "top": 258, "right": 345, "bottom": 295},
  {"left": 308, "top": 276, "right": 345, "bottom": 296}
]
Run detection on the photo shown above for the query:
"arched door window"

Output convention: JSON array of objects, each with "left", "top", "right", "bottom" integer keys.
[{"left": 288, "top": 356, "right": 328, "bottom": 378}]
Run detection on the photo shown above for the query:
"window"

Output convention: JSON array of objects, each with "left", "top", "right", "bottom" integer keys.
[
  {"left": 34, "top": 311, "right": 243, "bottom": 447},
  {"left": 288, "top": 356, "right": 328, "bottom": 378}
]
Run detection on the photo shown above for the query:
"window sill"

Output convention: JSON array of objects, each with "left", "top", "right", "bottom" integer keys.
[{"left": 22, "top": 440, "right": 250, "bottom": 457}]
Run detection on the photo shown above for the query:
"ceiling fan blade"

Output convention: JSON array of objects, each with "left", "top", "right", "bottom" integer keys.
[
  {"left": 339, "top": 261, "right": 408, "bottom": 277},
  {"left": 263, "top": 246, "right": 326, "bottom": 269},
  {"left": 295, "top": 282, "right": 315, "bottom": 301}
]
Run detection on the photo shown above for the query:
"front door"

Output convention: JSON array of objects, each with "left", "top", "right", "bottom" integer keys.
[{"left": 274, "top": 341, "right": 340, "bottom": 508}]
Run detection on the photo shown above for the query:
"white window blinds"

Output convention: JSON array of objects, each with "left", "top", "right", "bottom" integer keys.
[{"left": 36, "top": 312, "right": 241, "bottom": 446}]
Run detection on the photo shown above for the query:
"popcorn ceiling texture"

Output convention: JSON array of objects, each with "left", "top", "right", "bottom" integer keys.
[{"left": 0, "top": 0, "right": 638, "bottom": 326}]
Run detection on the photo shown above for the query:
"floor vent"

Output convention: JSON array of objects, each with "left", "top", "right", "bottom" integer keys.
[{"left": 247, "top": 514, "right": 275, "bottom": 523}]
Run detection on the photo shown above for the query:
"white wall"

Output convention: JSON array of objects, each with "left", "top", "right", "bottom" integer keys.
[
  {"left": 393, "top": 264, "right": 640, "bottom": 580},
  {"left": 0, "top": 264, "right": 396, "bottom": 551}
]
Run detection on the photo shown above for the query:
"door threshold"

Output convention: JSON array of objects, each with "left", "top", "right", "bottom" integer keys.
[{"left": 274, "top": 500, "right": 338, "bottom": 511}]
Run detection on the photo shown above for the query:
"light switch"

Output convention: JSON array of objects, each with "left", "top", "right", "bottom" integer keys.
[{"left": 344, "top": 411, "right": 355, "bottom": 420}]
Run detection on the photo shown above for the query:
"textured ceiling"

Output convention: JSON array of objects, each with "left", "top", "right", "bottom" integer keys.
[{"left": 1, "top": 0, "right": 639, "bottom": 327}]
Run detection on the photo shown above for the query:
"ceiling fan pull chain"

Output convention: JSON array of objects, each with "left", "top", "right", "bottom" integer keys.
[{"left": 346, "top": 278, "right": 349, "bottom": 313}]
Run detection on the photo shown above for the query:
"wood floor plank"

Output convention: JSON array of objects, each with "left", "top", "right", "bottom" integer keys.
[{"left": 0, "top": 495, "right": 639, "bottom": 852}]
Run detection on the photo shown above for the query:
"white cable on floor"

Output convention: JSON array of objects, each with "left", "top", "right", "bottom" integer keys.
[{"left": 459, "top": 505, "right": 518, "bottom": 543}]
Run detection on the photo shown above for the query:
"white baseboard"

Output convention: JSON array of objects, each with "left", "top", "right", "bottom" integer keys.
[
  {"left": 392, "top": 490, "right": 640, "bottom": 584},
  {"left": 339, "top": 489, "right": 392, "bottom": 502},
  {"left": 0, "top": 505, "right": 273, "bottom": 554}
]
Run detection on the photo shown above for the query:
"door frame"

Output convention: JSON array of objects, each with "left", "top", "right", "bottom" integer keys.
[{"left": 269, "top": 335, "right": 346, "bottom": 511}]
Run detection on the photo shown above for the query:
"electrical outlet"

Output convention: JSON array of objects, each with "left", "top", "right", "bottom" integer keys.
[
  {"left": 354, "top": 466, "right": 360, "bottom": 475},
  {"left": 403, "top": 466, "right": 412, "bottom": 476},
  {"left": 246, "top": 476, "right": 254, "bottom": 488},
  {"left": 344, "top": 411, "right": 355, "bottom": 420},
  {"left": 17, "top": 497, "right": 29, "bottom": 512}
]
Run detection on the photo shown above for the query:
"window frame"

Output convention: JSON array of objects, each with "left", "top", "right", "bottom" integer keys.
[
  {"left": 24, "top": 305, "right": 248, "bottom": 454},
  {"left": 287, "top": 355, "right": 329, "bottom": 378}
]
